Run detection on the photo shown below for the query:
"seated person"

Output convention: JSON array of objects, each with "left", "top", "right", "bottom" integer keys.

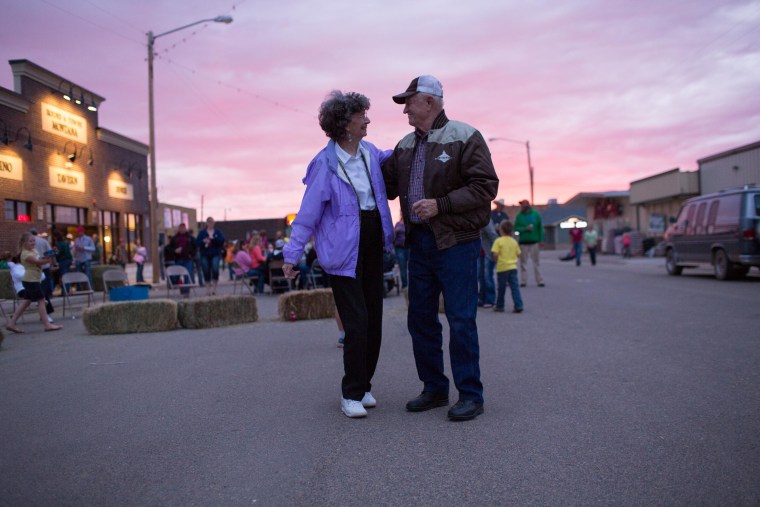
[{"left": 232, "top": 241, "right": 265, "bottom": 294}]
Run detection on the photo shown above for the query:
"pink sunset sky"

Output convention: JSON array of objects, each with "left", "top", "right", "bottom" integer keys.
[{"left": 2, "top": 0, "right": 759, "bottom": 221}]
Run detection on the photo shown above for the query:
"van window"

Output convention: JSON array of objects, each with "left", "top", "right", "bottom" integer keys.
[
  {"left": 706, "top": 200, "right": 719, "bottom": 234},
  {"left": 684, "top": 204, "right": 697, "bottom": 234},
  {"left": 754, "top": 194, "right": 760, "bottom": 216},
  {"left": 694, "top": 202, "right": 707, "bottom": 235},
  {"left": 715, "top": 194, "right": 742, "bottom": 234}
]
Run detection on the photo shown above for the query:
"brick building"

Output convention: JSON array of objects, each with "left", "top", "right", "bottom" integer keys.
[{"left": 0, "top": 60, "right": 149, "bottom": 261}]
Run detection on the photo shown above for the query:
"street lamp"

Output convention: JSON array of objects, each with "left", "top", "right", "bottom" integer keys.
[
  {"left": 147, "top": 15, "right": 233, "bottom": 284},
  {"left": 488, "top": 137, "right": 534, "bottom": 206}
]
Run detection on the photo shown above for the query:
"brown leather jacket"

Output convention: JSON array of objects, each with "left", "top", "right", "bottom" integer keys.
[{"left": 382, "top": 111, "right": 499, "bottom": 250}]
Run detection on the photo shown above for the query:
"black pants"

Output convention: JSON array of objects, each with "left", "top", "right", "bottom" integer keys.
[{"left": 331, "top": 211, "right": 385, "bottom": 401}]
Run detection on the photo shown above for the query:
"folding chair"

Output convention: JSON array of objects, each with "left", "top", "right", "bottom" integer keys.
[
  {"left": 231, "top": 262, "right": 258, "bottom": 296},
  {"left": 268, "top": 259, "right": 291, "bottom": 294},
  {"left": 165, "top": 265, "right": 198, "bottom": 298},
  {"left": 102, "top": 269, "right": 130, "bottom": 302},
  {"left": 306, "top": 261, "right": 324, "bottom": 289},
  {"left": 61, "top": 272, "right": 95, "bottom": 317}
]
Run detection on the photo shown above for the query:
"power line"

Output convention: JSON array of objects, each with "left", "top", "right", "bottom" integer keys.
[
  {"left": 154, "top": 54, "right": 316, "bottom": 119},
  {"left": 77, "top": 0, "right": 145, "bottom": 35},
  {"left": 36, "top": 0, "right": 144, "bottom": 46}
]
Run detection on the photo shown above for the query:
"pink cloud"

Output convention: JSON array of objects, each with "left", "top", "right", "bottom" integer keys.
[{"left": 1, "top": 0, "right": 758, "bottom": 218}]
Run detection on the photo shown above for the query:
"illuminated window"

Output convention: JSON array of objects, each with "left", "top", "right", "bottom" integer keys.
[
  {"left": 50, "top": 205, "right": 86, "bottom": 225},
  {"left": 4, "top": 199, "right": 32, "bottom": 222}
]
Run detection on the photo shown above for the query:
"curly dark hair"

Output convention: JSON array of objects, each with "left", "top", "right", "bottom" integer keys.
[{"left": 318, "top": 90, "right": 370, "bottom": 142}]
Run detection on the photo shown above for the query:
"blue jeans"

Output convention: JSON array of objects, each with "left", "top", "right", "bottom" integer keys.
[
  {"left": 573, "top": 242, "right": 583, "bottom": 266},
  {"left": 245, "top": 267, "right": 266, "bottom": 294},
  {"left": 408, "top": 228, "right": 483, "bottom": 403},
  {"left": 201, "top": 255, "right": 220, "bottom": 283},
  {"left": 394, "top": 246, "right": 410, "bottom": 288},
  {"left": 175, "top": 259, "right": 195, "bottom": 295},
  {"left": 135, "top": 262, "right": 144, "bottom": 283},
  {"left": 496, "top": 269, "right": 523, "bottom": 311},
  {"left": 477, "top": 253, "right": 495, "bottom": 305},
  {"left": 75, "top": 259, "right": 92, "bottom": 290}
]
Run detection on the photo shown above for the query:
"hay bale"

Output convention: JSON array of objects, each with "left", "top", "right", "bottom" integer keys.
[
  {"left": 0, "top": 270, "right": 14, "bottom": 299},
  {"left": 92, "top": 265, "right": 124, "bottom": 292},
  {"left": 278, "top": 289, "right": 336, "bottom": 321},
  {"left": 83, "top": 299, "right": 178, "bottom": 335},
  {"left": 177, "top": 295, "right": 258, "bottom": 329}
]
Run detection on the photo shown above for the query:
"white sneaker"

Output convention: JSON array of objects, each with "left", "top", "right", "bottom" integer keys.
[
  {"left": 341, "top": 398, "right": 367, "bottom": 418},
  {"left": 47, "top": 315, "right": 54, "bottom": 323},
  {"left": 361, "top": 392, "right": 377, "bottom": 408}
]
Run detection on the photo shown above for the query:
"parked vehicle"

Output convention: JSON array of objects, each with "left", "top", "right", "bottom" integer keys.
[{"left": 664, "top": 186, "right": 760, "bottom": 280}]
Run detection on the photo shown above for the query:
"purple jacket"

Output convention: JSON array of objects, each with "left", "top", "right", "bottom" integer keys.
[{"left": 284, "top": 139, "right": 394, "bottom": 278}]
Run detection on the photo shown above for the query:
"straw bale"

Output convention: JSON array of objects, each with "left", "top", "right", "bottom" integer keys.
[
  {"left": 177, "top": 295, "right": 258, "bottom": 329},
  {"left": 278, "top": 289, "right": 336, "bottom": 321},
  {"left": 83, "top": 299, "right": 178, "bottom": 335},
  {"left": 0, "top": 270, "right": 14, "bottom": 299}
]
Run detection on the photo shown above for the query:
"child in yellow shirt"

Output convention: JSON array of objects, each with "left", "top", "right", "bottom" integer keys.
[{"left": 491, "top": 221, "right": 524, "bottom": 313}]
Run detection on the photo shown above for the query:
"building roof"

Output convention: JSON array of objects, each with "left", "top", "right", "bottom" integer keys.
[
  {"left": 698, "top": 139, "right": 760, "bottom": 165},
  {"left": 540, "top": 204, "right": 586, "bottom": 226},
  {"left": 564, "top": 190, "right": 629, "bottom": 208}
]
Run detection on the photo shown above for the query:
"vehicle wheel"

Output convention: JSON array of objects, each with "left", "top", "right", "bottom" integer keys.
[
  {"left": 713, "top": 249, "right": 734, "bottom": 280},
  {"left": 665, "top": 249, "right": 682, "bottom": 276}
]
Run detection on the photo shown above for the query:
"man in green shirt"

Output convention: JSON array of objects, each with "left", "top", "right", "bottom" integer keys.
[{"left": 514, "top": 199, "right": 545, "bottom": 287}]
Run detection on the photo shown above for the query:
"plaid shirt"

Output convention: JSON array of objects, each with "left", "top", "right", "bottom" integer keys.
[{"left": 408, "top": 131, "right": 428, "bottom": 223}]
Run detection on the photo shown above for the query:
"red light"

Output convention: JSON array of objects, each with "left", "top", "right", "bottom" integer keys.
[
  {"left": 742, "top": 229, "right": 755, "bottom": 239},
  {"left": 17, "top": 215, "right": 31, "bottom": 222}
]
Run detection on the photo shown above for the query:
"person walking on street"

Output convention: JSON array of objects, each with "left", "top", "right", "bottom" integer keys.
[
  {"left": 5, "top": 233, "right": 62, "bottom": 333},
  {"left": 383, "top": 75, "right": 499, "bottom": 421},
  {"left": 514, "top": 199, "right": 545, "bottom": 287},
  {"left": 584, "top": 226, "right": 599, "bottom": 266},
  {"left": 569, "top": 225, "right": 584, "bottom": 267},
  {"left": 30, "top": 229, "right": 53, "bottom": 302},
  {"left": 282, "top": 90, "right": 394, "bottom": 419}
]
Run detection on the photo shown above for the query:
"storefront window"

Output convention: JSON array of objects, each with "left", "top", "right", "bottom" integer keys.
[
  {"left": 101, "top": 211, "right": 120, "bottom": 262},
  {"left": 4, "top": 199, "right": 32, "bottom": 222},
  {"left": 51, "top": 205, "right": 85, "bottom": 225}
]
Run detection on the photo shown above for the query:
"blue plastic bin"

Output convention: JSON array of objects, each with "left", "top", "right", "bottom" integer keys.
[{"left": 109, "top": 285, "right": 149, "bottom": 301}]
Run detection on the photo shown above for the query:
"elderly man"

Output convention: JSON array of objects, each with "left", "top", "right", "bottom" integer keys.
[
  {"left": 514, "top": 199, "right": 545, "bottom": 286},
  {"left": 383, "top": 75, "right": 499, "bottom": 421}
]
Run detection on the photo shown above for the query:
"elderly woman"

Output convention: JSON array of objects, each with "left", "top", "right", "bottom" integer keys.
[
  {"left": 5, "top": 232, "right": 62, "bottom": 333},
  {"left": 283, "top": 90, "right": 394, "bottom": 419}
]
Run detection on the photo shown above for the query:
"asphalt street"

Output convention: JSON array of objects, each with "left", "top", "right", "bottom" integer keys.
[{"left": 1, "top": 252, "right": 759, "bottom": 506}]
